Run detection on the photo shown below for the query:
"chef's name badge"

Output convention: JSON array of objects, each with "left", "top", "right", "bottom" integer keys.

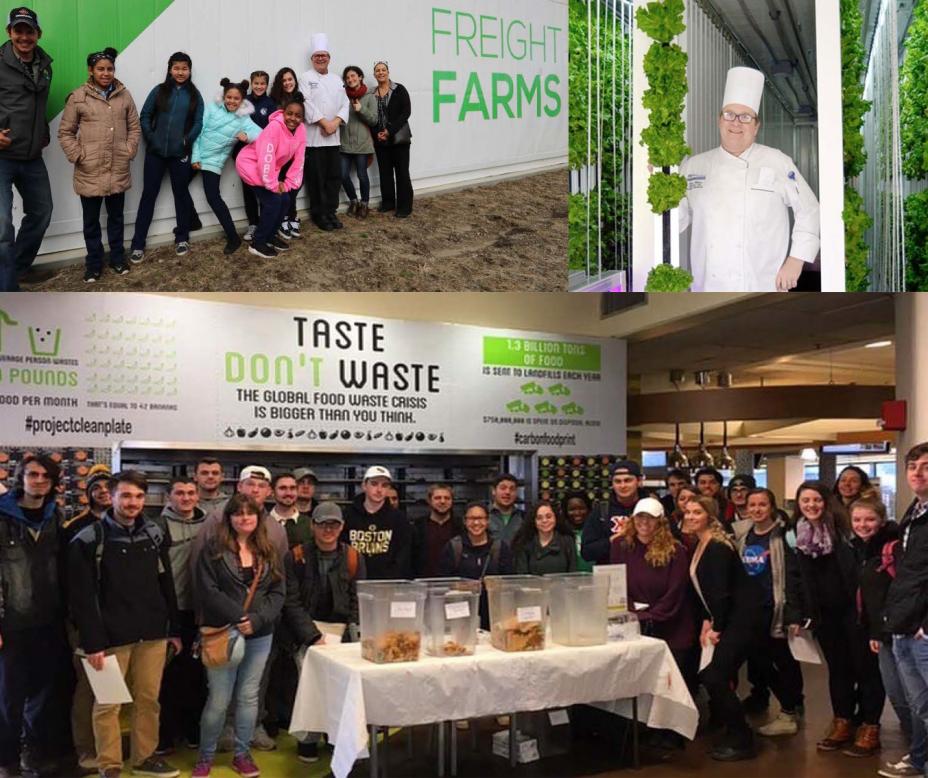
[{"left": 686, "top": 174, "right": 705, "bottom": 190}]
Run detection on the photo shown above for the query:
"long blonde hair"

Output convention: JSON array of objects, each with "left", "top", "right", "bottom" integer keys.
[
  {"left": 622, "top": 512, "right": 679, "bottom": 567},
  {"left": 686, "top": 495, "right": 735, "bottom": 550}
]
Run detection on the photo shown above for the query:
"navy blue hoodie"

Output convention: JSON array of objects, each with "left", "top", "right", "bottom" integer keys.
[{"left": 140, "top": 81, "right": 204, "bottom": 158}]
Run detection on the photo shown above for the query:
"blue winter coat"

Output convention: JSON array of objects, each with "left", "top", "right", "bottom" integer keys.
[
  {"left": 140, "top": 81, "right": 204, "bottom": 159},
  {"left": 192, "top": 97, "right": 262, "bottom": 174}
]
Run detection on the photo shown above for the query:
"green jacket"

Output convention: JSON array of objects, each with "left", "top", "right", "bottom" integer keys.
[
  {"left": 339, "top": 92, "right": 377, "bottom": 155},
  {"left": 513, "top": 533, "right": 577, "bottom": 575}
]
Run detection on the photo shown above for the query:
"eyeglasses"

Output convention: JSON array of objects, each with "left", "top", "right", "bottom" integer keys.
[
  {"left": 315, "top": 521, "right": 342, "bottom": 531},
  {"left": 312, "top": 53, "right": 330, "bottom": 60},
  {"left": 721, "top": 111, "right": 757, "bottom": 124}
]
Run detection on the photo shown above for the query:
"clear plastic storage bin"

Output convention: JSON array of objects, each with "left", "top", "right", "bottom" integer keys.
[
  {"left": 357, "top": 580, "right": 427, "bottom": 663},
  {"left": 547, "top": 572, "right": 609, "bottom": 646},
  {"left": 417, "top": 578, "right": 482, "bottom": 657},
  {"left": 484, "top": 575, "right": 551, "bottom": 652}
]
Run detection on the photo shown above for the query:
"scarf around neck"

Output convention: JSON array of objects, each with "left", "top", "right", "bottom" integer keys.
[
  {"left": 795, "top": 517, "right": 834, "bottom": 558},
  {"left": 345, "top": 83, "right": 368, "bottom": 100}
]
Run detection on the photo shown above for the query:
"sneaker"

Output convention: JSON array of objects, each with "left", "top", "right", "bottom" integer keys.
[
  {"left": 243, "top": 225, "right": 256, "bottom": 242},
  {"left": 288, "top": 219, "right": 302, "bottom": 238},
  {"left": 758, "top": 710, "right": 799, "bottom": 736},
  {"left": 231, "top": 753, "right": 260, "bottom": 778},
  {"left": 268, "top": 236, "right": 290, "bottom": 252},
  {"left": 131, "top": 756, "right": 180, "bottom": 777},
  {"left": 224, "top": 236, "right": 243, "bottom": 255},
  {"left": 248, "top": 243, "right": 278, "bottom": 259},
  {"left": 313, "top": 218, "right": 335, "bottom": 232},
  {"left": 328, "top": 217, "right": 344, "bottom": 230},
  {"left": 251, "top": 725, "right": 276, "bottom": 751},
  {"left": 129, "top": 249, "right": 144, "bottom": 264},
  {"left": 110, "top": 263, "right": 130, "bottom": 275},
  {"left": 191, "top": 760, "right": 211, "bottom": 778},
  {"left": 297, "top": 742, "right": 318, "bottom": 763},
  {"left": 83, "top": 269, "right": 101, "bottom": 283},
  {"left": 277, "top": 223, "right": 292, "bottom": 240},
  {"left": 395, "top": 211, "right": 412, "bottom": 219},
  {"left": 217, "top": 725, "right": 234, "bottom": 752},
  {"left": 175, "top": 241, "right": 190, "bottom": 256},
  {"left": 153, "top": 743, "right": 174, "bottom": 756},
  {"left": 879, "top": 760, "right": 922, "bottom": 777}
]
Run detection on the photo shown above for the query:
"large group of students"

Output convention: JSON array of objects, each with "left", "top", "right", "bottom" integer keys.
[
  {"left": 2, "top": 446, "right": 928, "bottom": 778},
  {"left": 0, "top": 7, "right": 415, "bottom": 290}
]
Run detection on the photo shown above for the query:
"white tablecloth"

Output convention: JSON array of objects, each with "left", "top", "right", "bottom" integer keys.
[{"left": 290, "top": 636, "right": 698, "bottom": 778}]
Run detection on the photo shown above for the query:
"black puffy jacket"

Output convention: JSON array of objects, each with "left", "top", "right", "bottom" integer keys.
[{"left": 884, "top": 501, "right": 928, "bottom": 635}]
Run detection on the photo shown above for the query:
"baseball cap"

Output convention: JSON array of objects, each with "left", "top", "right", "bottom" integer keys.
[
  {"left": 239, "top": 465, "right": 271, "bottom": 482},
  {"left": 8, "top": 7, "right": 38, "bottom": 30},
  {"left": 612, "top": 459, "right": 642, "bottom": 478},
  {"left": 363, "top": 465, "right": 392, "bottom": 482},
  {"left": 312, "top": 502, "right": 344, "bottom": 524},
  {"left": 293, "top": 467, "right": 318, "bottom": 483},
  {"left": 632, "top": 497, "right": 664, "bottom": 518}
]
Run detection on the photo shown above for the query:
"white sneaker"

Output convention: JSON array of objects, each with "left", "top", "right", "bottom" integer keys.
[
  {"left": 288, "top": 219, "right": 301, "bottom": 238},
  {"left": 757, "top": 710, "right": 799, "bottom": 736},
  {"left": 129, "top": 249, "right": 144, "bottom": 264},
  {"left": 243, "top": 225, "right": 256, "bottom": 242},
  {"left": 879, "top": 756, "right": 921, "bottom": 777},
  {"left": 175, "top": 241, "right": 190, "bottom": 256}
]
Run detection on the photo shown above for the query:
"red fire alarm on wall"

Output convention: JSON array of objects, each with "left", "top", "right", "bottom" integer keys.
[{"left": 880, "top": 400, "right": 907, "bottom": 431}]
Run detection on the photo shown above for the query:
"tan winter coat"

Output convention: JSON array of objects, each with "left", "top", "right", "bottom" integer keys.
[{"left": 58, "top": 79, "right": 141, "bottom": 197}]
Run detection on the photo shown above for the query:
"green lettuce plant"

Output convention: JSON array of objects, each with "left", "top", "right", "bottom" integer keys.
[{"left": 901, "top": 0, "right": 928, "bottom": 289}]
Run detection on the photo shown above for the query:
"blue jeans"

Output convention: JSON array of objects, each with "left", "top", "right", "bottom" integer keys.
[
  {"left": 252, "top": 186, "right": 289, "bottom": 246},
  {"left": 131, "top": 152, "right": 193, "bottom": 250},
  {"left": 80, "top": 193, "right": 125, "bottom": 272},
  {"left": 199, "top": 631, "right": 272, "bottom": 761},
  {"left": 340, "top": 153, "right": 370, "bottom": 203},
  {"left": 892, "top": 637, "right": 928, "bottom": 772},
  {"left": 0, "top": 156, "right": 53, "bottom": 291}
]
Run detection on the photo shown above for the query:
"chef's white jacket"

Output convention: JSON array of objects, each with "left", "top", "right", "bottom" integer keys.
[
  {"left": 298, "top": 69, "right": 351, "bottom": 148},
  {"left": 678, "top": 143, "right": 820, "bottom": 292}
]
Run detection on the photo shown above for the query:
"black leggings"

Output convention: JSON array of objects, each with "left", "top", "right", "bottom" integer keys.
[
  {"left": 816, "top": 610, "right": 885, "bottom": 724},
  {"left": 752, "top": 632, "right": 804, "bottom": 712},
  {"left": 200, "top": 171, "right": 237, "bottom": 241},
  {"left": 700, "top": 621, "right": 760, "bottom": 746}
]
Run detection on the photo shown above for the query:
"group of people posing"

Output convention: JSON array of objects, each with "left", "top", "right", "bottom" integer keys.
[
  {"left": 4, "top": 446, "right": 928, "bottom": 778},
  {"left": 0, "top": 8, "right": 414, "bottom": 289}
]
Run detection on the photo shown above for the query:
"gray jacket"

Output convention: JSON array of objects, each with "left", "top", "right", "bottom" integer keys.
[
  {"left": 153, "top": 505, "right": 207, "bottom": 611},
  {"left": 0, "top": 41, "right": 52, "bottom": 161},
  {"left": 339, "top": 92, "right": 377, "bottom": 155}
]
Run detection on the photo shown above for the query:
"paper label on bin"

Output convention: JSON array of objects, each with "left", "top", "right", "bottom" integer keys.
[
  {"left": 548, "top": 709, "right": 570, "bottom": 726},
  {"left": 517, "top": 606, "right": 542, "bottom": 622},
  {"left": 445, "top": 600, "right": 471, "bottom": 620},
  {"left": 390, "top": 601, "right": 417, "bottom": 619}
]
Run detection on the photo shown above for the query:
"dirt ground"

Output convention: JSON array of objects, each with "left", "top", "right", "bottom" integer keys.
[{"left": 28, "top": 171, "right": 567, "bottom": 292}]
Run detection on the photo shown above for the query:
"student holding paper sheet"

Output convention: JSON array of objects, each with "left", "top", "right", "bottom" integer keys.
[
  {"left": 684, "top": 495, "right": 763, "bottom": 762},
  {"left": 68, "top": 470, "right": 182, "bottom": 778},
  {"left": 784, "top": 481, "right": 863, "bottom": 755},
  {"left": 283, "top": 501, "right": 364, "bottom": 763},
  {"left": 734, "top": 488, "right": 804, "bottom": 738}
]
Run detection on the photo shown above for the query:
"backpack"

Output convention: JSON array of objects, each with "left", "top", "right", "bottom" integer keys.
[
  {"left": 92, "top": 519, "right": 165, "bottom": 581},
  {"left": 450, "top": 535, "right": 501, "bottom": 577}
]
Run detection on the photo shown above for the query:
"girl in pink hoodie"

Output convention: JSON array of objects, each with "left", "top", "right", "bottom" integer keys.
[{"left": 235, "top": 95, "right": 307, "bottom": 258}]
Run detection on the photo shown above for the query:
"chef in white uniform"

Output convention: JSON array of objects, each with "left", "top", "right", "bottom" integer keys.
[
  {"left": 299, "top": 32, "right": 350, "bottom": 231},
  {"left": 678, "top": 66, "right": 820, "bottom": 292}
]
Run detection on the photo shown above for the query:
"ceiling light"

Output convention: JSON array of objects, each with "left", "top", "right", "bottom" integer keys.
[
  {"left": 800, "top": 447, "right": 818, "bottom": 462},
  {"left": 865, "top": 340, "right": 892, "bottom": 349}
]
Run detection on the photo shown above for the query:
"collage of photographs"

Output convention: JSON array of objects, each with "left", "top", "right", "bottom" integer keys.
[{"left": 2, "top": 2, "right": 928, "bottom": 778}]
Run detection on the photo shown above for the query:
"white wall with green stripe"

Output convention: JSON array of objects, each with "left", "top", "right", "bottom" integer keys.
[{"left": 22, "top": 0, "right": 567, "bottom": 261}]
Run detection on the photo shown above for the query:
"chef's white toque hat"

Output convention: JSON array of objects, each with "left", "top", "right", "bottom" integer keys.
[
  {"left": 311, "top": 32, "right": 330, "bottom": 56},
  {"left": 722, "top": 66, "right": 765, "bottom": 114}
]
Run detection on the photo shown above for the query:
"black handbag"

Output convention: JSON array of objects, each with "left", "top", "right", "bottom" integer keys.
[{"left": 390, "top": 122, "right": 412, "bottom": 146}]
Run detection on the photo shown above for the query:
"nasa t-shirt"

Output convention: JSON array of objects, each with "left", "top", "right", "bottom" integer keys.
[{"left": 741, "top": 528, "right": 774, "bottom": 607}]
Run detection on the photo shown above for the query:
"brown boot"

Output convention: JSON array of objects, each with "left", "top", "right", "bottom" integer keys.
[
  {"left": 817, "top": 718, "right": 854, "bottom": 751},
  {"left": 842, "top": 723, "right": 880, "bottom": 757},
  {"left": 357, "top": 202, "right": 369, "bottom": 219},
  {"left": 347, "top": 201, "right": 359, "bottom": 217}
]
